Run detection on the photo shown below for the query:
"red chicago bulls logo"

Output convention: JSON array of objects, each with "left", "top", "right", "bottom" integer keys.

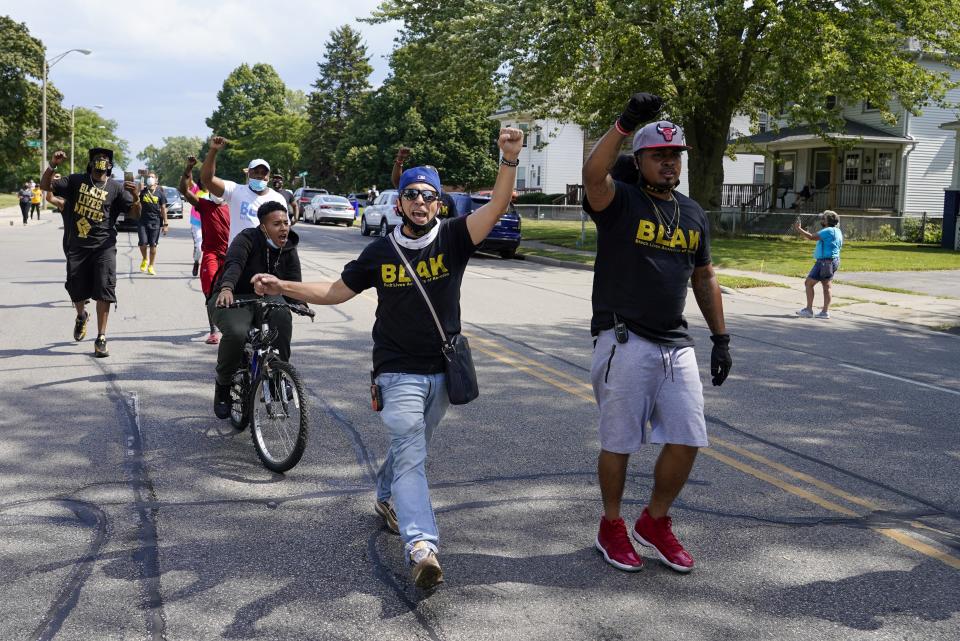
[{"left": 656, "top": 123, "right": 678, "bottom": 142}]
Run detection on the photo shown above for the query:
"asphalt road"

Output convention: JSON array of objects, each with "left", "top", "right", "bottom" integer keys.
[
  {"left": 1, "top": 218, "right": 958, "bottom": 641},
  {"left": 834, "top": 270, "right": 960, "bottom": 298}
]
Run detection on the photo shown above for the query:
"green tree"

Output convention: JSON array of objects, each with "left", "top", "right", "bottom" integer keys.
[
  {"left": 233, "top": 112, "right": 309, "bottom": 181},
  {"left": 137, "top": 135, "right": 205, "bottom": 185},
  {"left": 285, "top": 89, "right": 308, "bottom": 116},
  {"left": 302, "top": 25, "right": 373, "bottom": 190},
  {"left": 205, "top": 62, "right": 287, "bottom": 181},
  {"left": 0, "top": 16, "right": 69, "bottom": 188},
  {"left": 370, "top": 0, "right": 960, "bottom": 208},
  {"left": 46, "top": 107, "right": 130, "bottom": 173},
  {"left": 337, "top": 58, "right": 501, "bottom": 191}
]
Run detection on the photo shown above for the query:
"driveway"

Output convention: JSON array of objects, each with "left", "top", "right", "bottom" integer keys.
[{"left": 836, "top": 270, "right": 960, "bottom": 298}]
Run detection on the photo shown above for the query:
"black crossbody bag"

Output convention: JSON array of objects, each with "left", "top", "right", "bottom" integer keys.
[{"left": 388, "top": 234, "right": 479, "bottom": 405}]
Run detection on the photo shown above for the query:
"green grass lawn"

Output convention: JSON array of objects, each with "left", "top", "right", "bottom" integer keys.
[
  {"left": 522, "top": 219, "right": 960, "bottom": 276},
  {"left": 0, "top": 193, "right": 20, "bottom": 209}
]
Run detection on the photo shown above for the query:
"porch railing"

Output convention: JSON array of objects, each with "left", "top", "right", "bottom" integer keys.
[
  {"left": 721, "top": 183, "right": 769, "bottom": 208},
  {"left": 722, "top": 183, "right": 900, "bottom": 212}
]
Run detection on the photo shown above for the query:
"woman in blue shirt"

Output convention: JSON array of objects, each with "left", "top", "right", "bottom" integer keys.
[{"left": 794, "top": 210, "right": 843, "bottom": 319}]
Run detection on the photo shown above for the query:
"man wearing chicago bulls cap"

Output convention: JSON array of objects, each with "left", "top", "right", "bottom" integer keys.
[{"left": 582, "top": 92, "right": 732, "bottom": 573}]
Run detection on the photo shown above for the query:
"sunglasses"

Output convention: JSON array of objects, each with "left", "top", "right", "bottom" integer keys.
[{"left": 400, "top": 188, "right": 439, "bottom": 203}]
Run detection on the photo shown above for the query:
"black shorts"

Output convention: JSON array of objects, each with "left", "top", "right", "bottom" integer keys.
[
  {"left": 65, "top": 245, "right": 117, "bottom": 303},
  {"left": 138, "top": 223, "right": 161, "bottom": 247}
]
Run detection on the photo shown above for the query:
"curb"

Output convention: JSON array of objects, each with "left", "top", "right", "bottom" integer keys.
[{"left": 516, "top": 252, "right": 594, "bottom": 271}]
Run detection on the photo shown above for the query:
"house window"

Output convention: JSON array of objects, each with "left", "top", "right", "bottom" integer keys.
[
  {"left": 753, "top": 163, "right": 765, "bottom": 184},
  {"left": 516, "top": 166, "right": 526, "bottom": 189},
  {"left": 844, "top": 153, "right": 861, "bottom": 181},
  {"left": 534, "top": 128, "right": 542, "bottom": 147},
  {"left": 519, "top": 123, "right": 529, "bottom": 147},
  {"left": 863, "top": 100, "right": 879, "bottom": 112},
  {"left": 777, "top": 153, "right": 796, "bottom": 189},
  {"left": 877, "top": 152, "right": 893, "bottom": 181},
  {"left": 813, "top": 151, "right": 832, "bottom": 189},
  {"left": 757, "top": 112, "right": 769, "bottom": 133},
  {"left": 825, "top": 95, "right": 837, "bottom": 110}
]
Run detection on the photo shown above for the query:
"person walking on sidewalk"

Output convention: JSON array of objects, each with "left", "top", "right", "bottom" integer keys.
[
  {"left": 40, "top": 147, "right": 141, "bottom": 357},
  {"left": 18, "top": 182, "right": 32, "bottom": 225},
  {"left": 582, "top": 92, "right": 732, "bottom": 573},
  {"left": 251, "top": 127, "right": 525, "bottom": 591},
  {"left": 179, "top": 156, "right": 230, "bottom": 344},
  {"left": 795, "top": 210, "right": 843, "bottom": 319},
  {"left": 137, "top": 171, "right": 168, "bottom": 275},
  {"left": 30, "top": 183, "right": 43, "bottom": 219}
]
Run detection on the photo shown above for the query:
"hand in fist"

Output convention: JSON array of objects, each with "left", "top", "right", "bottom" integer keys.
[
  {"left": 209, "top": 136, "right": 227, "bottom": 151},
  {"left": 395, "top": 147, "right": 411, "bottom": 163},
  {"left": 617, "top": 92, "right": 664, "bottom": 133},
  {"left": 50, "top": 150, "right": 67, "bottom": 167},
  {"left": 251, "top": 274, "right": 282, "bottom": 296},
  {"left": 186, "top": 155, "right": 198, "bottom": 167},
  {"left": 498, "top": 127, "right": 523, "bottom": 159}
]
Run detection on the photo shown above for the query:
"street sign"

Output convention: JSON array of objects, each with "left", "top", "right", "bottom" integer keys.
[
  {"left": 298, "top": 171, "right": 308, "bottom": 177},
  {"left": 26, "top": 140, "right": 41, "bottom": 148}
]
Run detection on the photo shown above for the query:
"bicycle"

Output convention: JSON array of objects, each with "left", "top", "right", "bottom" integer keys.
[{"left": 226, "top": 298, "right": 315, "bottom": 473}]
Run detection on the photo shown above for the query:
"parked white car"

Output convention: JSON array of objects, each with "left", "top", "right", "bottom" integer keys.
[
  {"left": 304, "top": 194, "right": 355, "bottom": 226},
  {"left": 359, "top": 189, "right": 402, "bottom": 236}
]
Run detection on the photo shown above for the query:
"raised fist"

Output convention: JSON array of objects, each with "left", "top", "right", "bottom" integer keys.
[
  {"left": 498, "top": 127, "right": 524, "bottom": 159},
  {"left": 186, "top": 155, "right": 198, "bottom": 167},
  {"left": 209, "top": 136, "right": 227, "bottom": 150},
  {"left": 50, "top": 150, "right": 67, "bottom": 167},
  {"left": 617, "top": 93, "right": 664, "bottom": 133},
  {"left": 395, "top": 147, "right": 411, "bottom": 163}
]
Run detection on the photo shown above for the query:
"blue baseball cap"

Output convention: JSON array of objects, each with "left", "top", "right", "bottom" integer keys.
[{"left": 398, "top": 166, "right": 441, "bottom": 193}]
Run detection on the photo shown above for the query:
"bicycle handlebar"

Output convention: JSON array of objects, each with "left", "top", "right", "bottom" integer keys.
[{"left": 227, "top": 298, "right": 315, "bottom": 319}]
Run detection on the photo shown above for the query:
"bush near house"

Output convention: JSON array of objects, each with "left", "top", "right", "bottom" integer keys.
[{"left": 515, "top": 192, "right": 565, "bottom": 204}]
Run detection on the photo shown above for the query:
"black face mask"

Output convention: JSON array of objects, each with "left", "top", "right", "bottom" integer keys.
[{"left": 399, "top": 210, "right": 439, "bottom": 237}]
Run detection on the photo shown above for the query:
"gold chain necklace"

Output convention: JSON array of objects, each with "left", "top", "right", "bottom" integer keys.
[{"left": 641, "top": 189, "right": 680, "bottom": 237}]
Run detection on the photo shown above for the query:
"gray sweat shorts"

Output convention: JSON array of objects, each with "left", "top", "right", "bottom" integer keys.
[{"left": 591, "top": 329, "right": 708, "bottom": 453}]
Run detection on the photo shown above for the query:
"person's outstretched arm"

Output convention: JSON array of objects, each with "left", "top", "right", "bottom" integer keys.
[
  {"left": 251, "top": 274, "right": 357, "bottom": 306},
  {"left": 179, "top": 157, "right": 202, "bottom": 207},
  {"left": 391, "top": 147, "right": 410, "bottom": 188},
  {"left": 466, "top": 129, "right": 523, "bottom": 245},
  {"left": 200, "top": 137, "right": 228, "bottom": 198},
  {"left": 583, "top": 92, "right": 663, "bottom": 212}
]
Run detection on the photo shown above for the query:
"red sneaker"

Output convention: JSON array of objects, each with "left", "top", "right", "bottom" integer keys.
[
  {"left": 632, "top": 508, "right": 694, "bottom": 572},
  {"left": 595, "top": 516, "right": 644, "bottom": 571}
]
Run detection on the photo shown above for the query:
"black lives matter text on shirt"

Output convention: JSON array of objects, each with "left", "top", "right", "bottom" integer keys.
[
  {"left": 340, "top": 216, "right": 477, "bottom": 376},
  {"left": 139, "top": 187, "right": 167, "bottom": 224},
  {"left": 584, "top": 180, "right": 712, "bottom": 346},
  {"left": 52, "top": 174, "right": 132, "bottom": 249}
]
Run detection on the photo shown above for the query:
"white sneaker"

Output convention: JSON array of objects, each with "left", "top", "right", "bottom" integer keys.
[
  {"left": 410, "top": 541, "right": 443, "bottom": 589},
  {"left": 796, "top": 308, "right": 814, "bottom": 318},
  {"left": 815, "top": 310, "right": 830, "bottom": 319}
]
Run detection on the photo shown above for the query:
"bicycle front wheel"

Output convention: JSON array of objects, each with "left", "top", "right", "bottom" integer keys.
[
  {"left": 229, "top": 369, "right": 250, "bottom": 431},
  {"left": 250, "top": 360, "right": 308, "bottom": 473}
]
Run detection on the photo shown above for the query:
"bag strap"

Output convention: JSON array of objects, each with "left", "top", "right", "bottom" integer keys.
[{"left": 388, "top": 233, "right": 450, "bottom": 348}]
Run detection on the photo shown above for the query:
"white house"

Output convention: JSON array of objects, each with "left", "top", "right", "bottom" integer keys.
[
  {"left": 492, "top": 109, "right": 764, "bottom": 202},
  {"left": 730, "top": 57, "right": 960, "bottom": 217}
]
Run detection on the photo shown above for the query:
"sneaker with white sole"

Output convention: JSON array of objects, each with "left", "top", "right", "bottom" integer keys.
[
  {"left": 632, "top": 508, "right": 693, "bottom": 573},
  {"left": 795, "top": 308, "right": 814, "bottom": 318},
  {"left": 595, "top": 516, "right": 644, "bottom": 571},
  {"left": 815, "top": 310, "right": 830, "bottom": 319},
  {"left": 410, "top": 541, "right": 443, "bottom": 589},
  {"left": 375, "top": 500, "right": 400, "bottom": 534}
]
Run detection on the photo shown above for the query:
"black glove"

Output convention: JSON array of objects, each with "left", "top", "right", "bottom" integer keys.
[
  {"left": 617, "top": 92, "right": 664, "bottom": 133},
  {"left": 709, "top": 334, "right": 732, "bottom": 386}
]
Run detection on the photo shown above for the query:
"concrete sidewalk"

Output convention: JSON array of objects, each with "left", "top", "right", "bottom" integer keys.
[
  {"left": 520, "top": 239, "right": 960, "bottom": 332},
  {"left": 0, "top": 204, "right": 54, "bottom": 228}
]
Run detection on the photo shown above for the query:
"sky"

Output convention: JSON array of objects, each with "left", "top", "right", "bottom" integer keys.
[{"left": 6, "top": 0, "right": 400, "bottom": 171}]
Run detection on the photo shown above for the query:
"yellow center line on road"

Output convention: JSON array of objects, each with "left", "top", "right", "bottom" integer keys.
[{"left": 466, "top": 333, "right": 960, "bottom": 571}]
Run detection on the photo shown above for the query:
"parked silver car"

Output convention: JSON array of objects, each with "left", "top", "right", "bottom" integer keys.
[
  {"left": 304, "top": 194, "right": 355, "bottom": 226},
  {"left": 359, "top": 190, "right": 402, "bottom": 236}
]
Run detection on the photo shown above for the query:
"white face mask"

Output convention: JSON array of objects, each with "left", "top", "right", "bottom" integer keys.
[{"left": 146, "top": 177, "right": 156, "bottom": 186}]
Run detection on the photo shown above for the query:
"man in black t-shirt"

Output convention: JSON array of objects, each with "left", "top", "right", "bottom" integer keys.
[
  {"left": 137, "top": 171, "right": 168, "bottom": 275},
  {"left": 40, "top": 147, "right": 142, "bottom": 357},
  {"left": 252, "top": 128, "right": 525, "bottom": 590},
  {"left": 270, "top": 175, "right": 298, "bottom": 224},
  {"left": 583, "top": 93, "right": 732, "bottom": 574}
]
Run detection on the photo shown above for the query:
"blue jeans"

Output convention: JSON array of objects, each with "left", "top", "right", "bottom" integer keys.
[{"left": 375, "top": 372, "right": 449, "bottom": 556}]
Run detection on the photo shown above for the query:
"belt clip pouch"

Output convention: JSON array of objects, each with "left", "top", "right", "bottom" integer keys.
[
  {"left": 613, "top": 313, "right": 629, "bottom": 344},
  {"left": 370, "top": 371, "right": 383, "bottom": 412},
  {"left": 443, "top": 334, "right": 479, "bottom": 406}
]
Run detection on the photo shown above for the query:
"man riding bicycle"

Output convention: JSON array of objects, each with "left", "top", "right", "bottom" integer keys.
[{"left": 210, "top": 201, "right": 304, "bottom": 419}]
